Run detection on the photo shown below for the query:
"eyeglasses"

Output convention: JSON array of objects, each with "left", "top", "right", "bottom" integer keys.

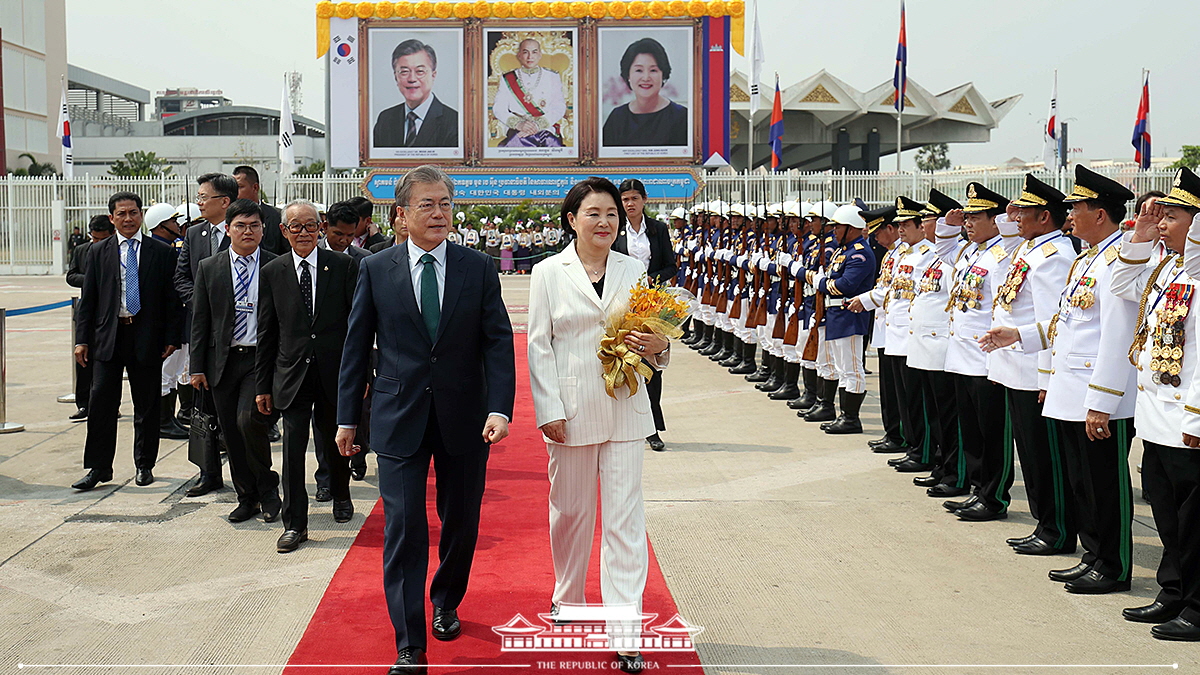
[
  {"left": 195, "top": 194, "right": 228, "bottom": 204},
  {"left": 396, "top": 67, "right": 430, "bottom": 80},
  {"left": 229, "top": 222, "right": 263, "bottom": 232},
  {"left": 285, "top": 221, "right": 321, "bottom": 233},
  {"left": 405, "top": 201, "right": 454, "bottom": 214}
]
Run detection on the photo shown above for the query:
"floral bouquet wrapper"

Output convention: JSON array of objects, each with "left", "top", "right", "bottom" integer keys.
[{"left": 597, "top": 277, "right": 695, "bottom": 399}]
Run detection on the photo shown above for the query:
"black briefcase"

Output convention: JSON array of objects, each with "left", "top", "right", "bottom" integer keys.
[{"left": 187, "top": 387, "right": 220, "bottom": 467}]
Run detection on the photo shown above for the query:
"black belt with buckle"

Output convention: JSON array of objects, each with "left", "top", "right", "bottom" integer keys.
[
  {"left": 232, "top": 345, "right": 256, "bottom": 353},
  {"left": 118, "top": 316, "right": 136, "bottom": 325}
]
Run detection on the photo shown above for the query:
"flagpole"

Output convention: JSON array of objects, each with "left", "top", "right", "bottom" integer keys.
[{"left": 894, "top": 0, "right": 904, "bottom": 173}]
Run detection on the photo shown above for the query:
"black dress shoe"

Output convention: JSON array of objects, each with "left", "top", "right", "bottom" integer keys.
[
  {"left": 277, "top": 529, "right": 308, "bottom": 553},
  {"left": 874, "top": 440, "right": 909, "bottom": 454},
  {"left": 887, "top": 454, "right": 914, "bottom": 466},
  {"left": 943, "top": 493, "right": 978, "bottom": 512},
  {"left": 185, "top": 476, "right": 224, "bottom": 498},
  {"left": 956, "top": 502, "right": 1008, "bottom": 521},
  {"left": 616, "top": 652, "right": 645, "bottom": 673},
  {"left": 893, "top": 460, "right": 933, "bottom": 473},
  {"left": 1064, "top": 568, "right": 1131, "bottom": 594},
  {"left": 1151, "top": 617, "right": 1200, "bottom": 641},
  {"left": 388, "top": 647, "right": 427, "bottom": 674},
  {"left": 69, "top": 407, "right": 88, "bottom": 421},
  {"left": 1012, "top": 538, "right": 1075, "bottom": 555},
  {"left": 867, "top": 436, "right": 889, "bottom": 447},
  {"left": 927, "top": 484, "right": 969, "bottom": 498},
  {"left": 913, "top": 475, "right": 940, "bottom": 488},
  {"left": 314, "top": 486, "right": 333, "bottom": 502},
  {"left": 1123, "top": 600, "right": 1183, "bottom": 624},
  {"left": 646, "top": 433, "right": 666, "bottom": 452},
  {"left": 267, "top": 423, "right": 281, "bottom": 443},
  {"left": 351, "top": 464, "right": 367, "bottom": 481},
  {"left": 134, "top": 468, "right": 154, "bottom": 486},
  {"left": 1048, "top": 561, "right": 1092, "bottom": 582},
  {"left": 71, "top": 469, "right": 112, "bottom": 491},
  {"left": 432, "top": 607, "right": 461, "bottom": 641},
  {"left": 261, "top": 496, "right": 282, "bottom": 523},
  {"left": 1006, "top": 533, "right": 1038, "bottom": 547},
  {"left": 333, "top": 499, "right": 354, "bottom": 523},
  {"left": 228, "top": 503, "right": 261, "bottom": 523}
]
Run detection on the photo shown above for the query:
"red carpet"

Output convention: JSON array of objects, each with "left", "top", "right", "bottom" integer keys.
[{"left": 284, "top": 334, "right": 703, "bottom": 674}]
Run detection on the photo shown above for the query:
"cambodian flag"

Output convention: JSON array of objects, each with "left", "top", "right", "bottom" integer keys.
[
  {"left": 769, "top": 75, "right": 784, "bottom": 170},
  {"left": 893, "top": 1, "right": 907, "bottom": 112},
  {"left": 1132, "top": 72, "right": 1151, "bottom": 170}
]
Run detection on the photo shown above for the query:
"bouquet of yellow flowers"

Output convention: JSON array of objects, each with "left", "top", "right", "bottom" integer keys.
[{"left": 597, "top": 276, "right": 693, "bottom": 399}]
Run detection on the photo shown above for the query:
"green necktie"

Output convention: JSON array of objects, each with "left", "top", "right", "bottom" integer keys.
[{"left": 420, "top": 253, "right": 440, "bottom": 340}]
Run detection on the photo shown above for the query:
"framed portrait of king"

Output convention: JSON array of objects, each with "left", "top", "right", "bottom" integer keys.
[
  {"left": 364, "top": 25, "right": 465, "bottom": 162},
  {"left": 482, "top": 27, "right": 579, "bottom": 161}
]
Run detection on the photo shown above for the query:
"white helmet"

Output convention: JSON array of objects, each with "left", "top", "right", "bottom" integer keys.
[
  {"left": 755, "top": 204, "right": 767, "bottom": 219},
  {"left": 670, "top": 207, "right": 687, "bottom": 220},
  {"left": 831, "top": 204, "right": 867, "bottom": 229},
  {"left": 807, "top": 200, "right": 839, "bottom": 220},
  {"left": 708, "top": 200, "right": 729, "bottom": 217},
  {"left": 174, "top": 202, "right": 203, "bottom": 225},
  {"left": 144, "top": 203, "right": 178, "bottom": 230},
  {"left": 767, "top": 203, "right": 784, "bottom": 217},
  {"left": 313, "top": 202, "right": 327, "bottom": 215},
  {"left": 728, "top": 203, "right": 746, "bottom": 217},
  {"left": 798, "top": 202, "right": 814, "bottom": 218},
  {"left": 782, "top": 201, "right": 802, "bottom": 218}
]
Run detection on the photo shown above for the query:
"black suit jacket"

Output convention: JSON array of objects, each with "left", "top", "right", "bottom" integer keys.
[
  {"left": 189, "top": 249, "right": 278, "bottom": 388},
  {"left": 174, "top": 222, "right": 226, "bottom": 307},
  {"left": 373, "top": 96, "right": 459, "bottom": 148},
  {"left": 257, "top": 248, "right": 359, "bottom": 410},
  {"left": 337, "top": 242, "right": 515, "bottom": 457},
  {"left": 259, "top": 203, "right": 290, "bottom": 255},
  {"left": 369, "top": 239, "right": 396, "bottom": 254},
  {"left": 66, "top": 241, "right": 92, "bottom": 288},
  {"left": 76, "top": 234, "right": 183, "bottom": 363},
  {"left": 612, "top": 216, "right": 678, "bottom": 285},
  {"left": 363, "top": 231, "right": 388, "bottom": 249}
]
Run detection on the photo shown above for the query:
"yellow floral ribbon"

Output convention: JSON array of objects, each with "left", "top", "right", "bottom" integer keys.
[{"left": 598, "top": 328, "right": 656, "bottom": 399}]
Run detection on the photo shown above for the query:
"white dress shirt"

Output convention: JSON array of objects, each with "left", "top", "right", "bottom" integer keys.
[
  {"left": 408, "top": 238, "right": 447, "bottom": 310},
  {"left": 230, "top": 247, "right": 261, "bottom": 347},
  {"left": 625, "top": 218, "right": 651, "bottom": 272},
  {"left": 115, "top": 230, "right": 143, "bottom": 317},
  {"left": 290, "top": 247, "right": 319, "bottom": 305}
]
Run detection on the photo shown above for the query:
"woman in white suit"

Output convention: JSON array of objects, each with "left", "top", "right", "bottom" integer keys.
[{"left": 528, "top": 177, "right": 670, "bottom": 673}]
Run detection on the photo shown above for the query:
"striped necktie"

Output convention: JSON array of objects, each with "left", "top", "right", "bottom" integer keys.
[{"left": 233, "top": 255, "right": 251, "bottom": 342}]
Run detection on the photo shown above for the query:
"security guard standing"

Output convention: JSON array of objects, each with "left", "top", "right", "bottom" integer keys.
[{"left": 979, "top": 175, "right": 1078, "bottom": 555}]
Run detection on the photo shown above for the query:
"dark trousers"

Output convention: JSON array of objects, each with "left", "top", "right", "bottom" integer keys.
[
  {"left": 1142, "top": 441, "right": 1200, "bottom": 622},
  {"left": 877, "top": 350, "right": 904, "bottom": 445},
  {"left": 954, "top": 374, "right": 1012, "bottom": 510},
  {"left": 911, "top": 367, "right": 963, "bottom": 486},
  {"left": 317, "top": 350, "right": 374, "bottom": 488},
  {"left": 83, "top": 323, "right": 161, "bottom": 472},
  {"left": 896, "top": 359, "right": 929, "bottom": 461},
  {"left": 75, "top": 359, "right": 92, "bottom": 411},
  {"left": 188, "top": 386, "right": 223, "bottom": 478},
  {"left": 377, "top": 406, "right": 489, "bottom": 651},
  {"left": 1057, "top": 418, "right": 1135, "bottom": 581},
  {"left": 1008, "top": 388, "right": 1076, "bottom": 549},
  {"left": 647, "top": 369, "right": 665, "bottom": 432},
  {"left": 280, "top": 367, "right": 349, "bottom": 531},
  {"left": 210, "top": 348, "right": 278, "bottom": 506}
]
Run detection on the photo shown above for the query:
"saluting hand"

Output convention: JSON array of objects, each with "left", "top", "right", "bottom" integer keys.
[
  {"left": 1132, "top": 198, "right": 1163, "bottom": 244},
  {"left": 945, "top": 209, "right": 966, "bottom": 229}
]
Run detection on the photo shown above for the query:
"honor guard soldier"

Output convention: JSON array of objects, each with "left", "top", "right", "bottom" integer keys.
[
  {"left": 938, "top": 183, "right": 1022, "bottom": 521},
  {"left": 1115, "top": 170, "right": 1200, "bottom": 639},
  {"left": 750, "top": 202, "right": 806, "bottom": 388},
  {"left": 721, "top": 204, "right": 758, "bottom": 371},
  {"left": 712, "top": 204, "right": 749, "bottom": 366},
  {"left": 986, "top": 165, "right": 1139, "bottom": 593},
  {"left": 978, "top": 175, "right": 1078, "bottom": 555},
  {"left": 808, "top": 204, "right": 876, "bottom": 433},
  {"left": 751, "top": 202, "right": 791, "bottom": 379},
  {"left": 788, "top": 202, "right": 840, "bottom": 417},
  {"left": 907, "top": 189, "right": 969, "bottom": 497},
  {"left": 691, "top": 201, "right": 723, "bottom": 354}
]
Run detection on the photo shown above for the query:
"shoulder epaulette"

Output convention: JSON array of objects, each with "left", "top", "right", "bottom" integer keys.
[
  {"left": 990, "top": 245, "right": 1008, "bottom": 262},
  {"left": 918, "top": 243, "right": 931, "bottom": 255},
  {"left": 1104, "top": 244, "right": 1120, "bottom": 265},
  {"left": 1039, "top": 242, "right": 1059, "bottom": 258}
]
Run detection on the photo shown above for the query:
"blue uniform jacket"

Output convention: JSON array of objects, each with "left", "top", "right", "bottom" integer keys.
[{"left": 819, "top": 235, "right": 876, "bottom": 340}]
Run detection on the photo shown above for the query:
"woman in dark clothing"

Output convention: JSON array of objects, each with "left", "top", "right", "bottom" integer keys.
[{"left": 602, "top": 37, "right": 688, "bottom": 147}]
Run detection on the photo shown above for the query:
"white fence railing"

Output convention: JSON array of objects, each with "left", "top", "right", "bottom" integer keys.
[{"left": 0, "top": 168, "right": 1180, "bottom": 275}]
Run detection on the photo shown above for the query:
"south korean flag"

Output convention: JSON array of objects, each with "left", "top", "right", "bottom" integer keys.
[{"left": 328, "top": 17, "right": 359, "bottom": 168}]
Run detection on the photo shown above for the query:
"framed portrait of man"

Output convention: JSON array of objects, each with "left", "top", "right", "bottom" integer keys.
[
  {"left": 366, "top": 26, "right": 464, "bottom": 161},
  {"left": 483, "top": 27, "right": 578, "bottom": 161},
  {"left": 596, "top": 25, "right": 694, "bottom": 160}
]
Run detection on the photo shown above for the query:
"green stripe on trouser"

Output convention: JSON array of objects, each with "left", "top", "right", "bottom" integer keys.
[
  {"left": 995, "top": 390, "right": 1014, "bottom": 507},
  {"left": 1045, "top": 420, "right": 1068, "bottom": 550},
  {"left": 920, "top": 401, "right": 932, "bottom": 463},
  {"left": 956, "top": 420, "right": 967, "bottom": 489},
  {"left": 1116, "top": 419, "right": 1133, "bottom": 581}
]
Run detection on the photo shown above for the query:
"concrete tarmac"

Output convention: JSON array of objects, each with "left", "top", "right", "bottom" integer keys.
[{"left": 0, "top": 274, "right": 1193, "bottom": 675}]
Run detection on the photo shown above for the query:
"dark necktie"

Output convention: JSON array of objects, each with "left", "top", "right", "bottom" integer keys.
[
  {"left": 299, "top": 260, "right": 313, "bottom": 319},
  {"left": 420, "top": 253, "right": 439, "bottom": 339},
  {"left": 405, "top": 111, "right": 418, "bottom": 147}
]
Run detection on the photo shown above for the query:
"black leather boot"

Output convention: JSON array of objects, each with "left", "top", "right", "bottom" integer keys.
[
  {"left": 711, "top": 330, "right": 736, "bottom": 362},
  {"left": 719, "top": 337, "right": 745, "bottom": 367},
  {"left": 756, "top": 355, "right": 785, "bottom": 391},
  {"left": 802, "top": 378, "right": 839, "bottom": 421},
  {"left": 769, "top": 361, "right": 801, "bottom": 400},
  {"left": 824, "top": 389, "right": 865, "bottom": 434},
  {"left": 700, "top": 328, "right": 724, "bottom": 356},
  {"left": 745, "top": 350, "right": 772, "bottom": 382},
  {"left": 692, "top": 323, "right": 712, "bottom": 351},
  {"left": 788, "top": 366, "right": 820, "bottom": 410},
  {"left": 729, "top": 341, "right": 758, "bottom": 374},
  {"left": 159, "top": 391, "right": 190, "bottom": 440}
]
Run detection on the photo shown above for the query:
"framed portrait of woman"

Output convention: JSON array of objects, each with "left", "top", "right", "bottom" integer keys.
[
  {"left": 483, "top": 27, "right": 579, "bottom": 161},
  {"left": 596, "top": 25, "right": 694, "bottom": 160}
]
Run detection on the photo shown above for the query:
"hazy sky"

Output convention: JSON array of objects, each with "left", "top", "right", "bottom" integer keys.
[{"left": 66, "top": 0, "right": 1196, "bottom": 168}]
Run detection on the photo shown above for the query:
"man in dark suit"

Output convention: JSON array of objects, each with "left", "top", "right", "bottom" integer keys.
[
  {"left": 373, "top": 40, "right": 459, "bottom": 148},
  {"left": 335, "top": 166, "right": 515, "bottom": 673},
  {"left": 65, "top": 215, "right": 116, "bottom": 421},
  {"left": 71, "top": 192, "right": 183, "bottom": 491},
  {"left": 234, "top": 165, "right": 288, "bottom": 255},
  {"left": 190, "top": 199, "right": 282, "bottom": 523},
  {"left": 613, "top": 179, "right": 677, "bottom": 452},
  {"left": 257, "top": 200, "right": 359, "bottom": 553},
  {"left": 346, "top": 196, "right": 389, "bottom": 250},
  {"left": 174, "top": 173, "right": 239, "bottom": 496}
]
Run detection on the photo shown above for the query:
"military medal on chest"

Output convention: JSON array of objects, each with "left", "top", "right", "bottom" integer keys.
[
  {"left": 1069, "top": 275, "right": 1097, "bottom": 310},
  {"left": 1149, "top": 281, "right": 1193, "bottom": 387},
  {"left": 892, "top": 265, "right": 916, "bottom": 300},
  {"left": 947, "top": 265, "right": 988, "bottom": 311},
  {"left": 995, "top": 258, "right": 1031, "bottom": 311},
  {"left": 918, "top": 262, "right": 944, "bottom": 294}
]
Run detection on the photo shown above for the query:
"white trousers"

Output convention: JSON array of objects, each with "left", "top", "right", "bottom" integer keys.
[
  {"left": 787, "top": 325, "right": 825, "bottom": 366},
  {"left": 732, "top": 300, "right": 756, "bottom": 343},
  {"left": 547, "top": 439, "right": 648, "bottom": 623},
  {"left": 828, "top": 335, "right": 866, "bottom": 394},
  {"left": 161, "top": 343, "right": 189, "bottom": 396},
  {"left": 698, "top": 305, "right": 715, "bottom": 325}
]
